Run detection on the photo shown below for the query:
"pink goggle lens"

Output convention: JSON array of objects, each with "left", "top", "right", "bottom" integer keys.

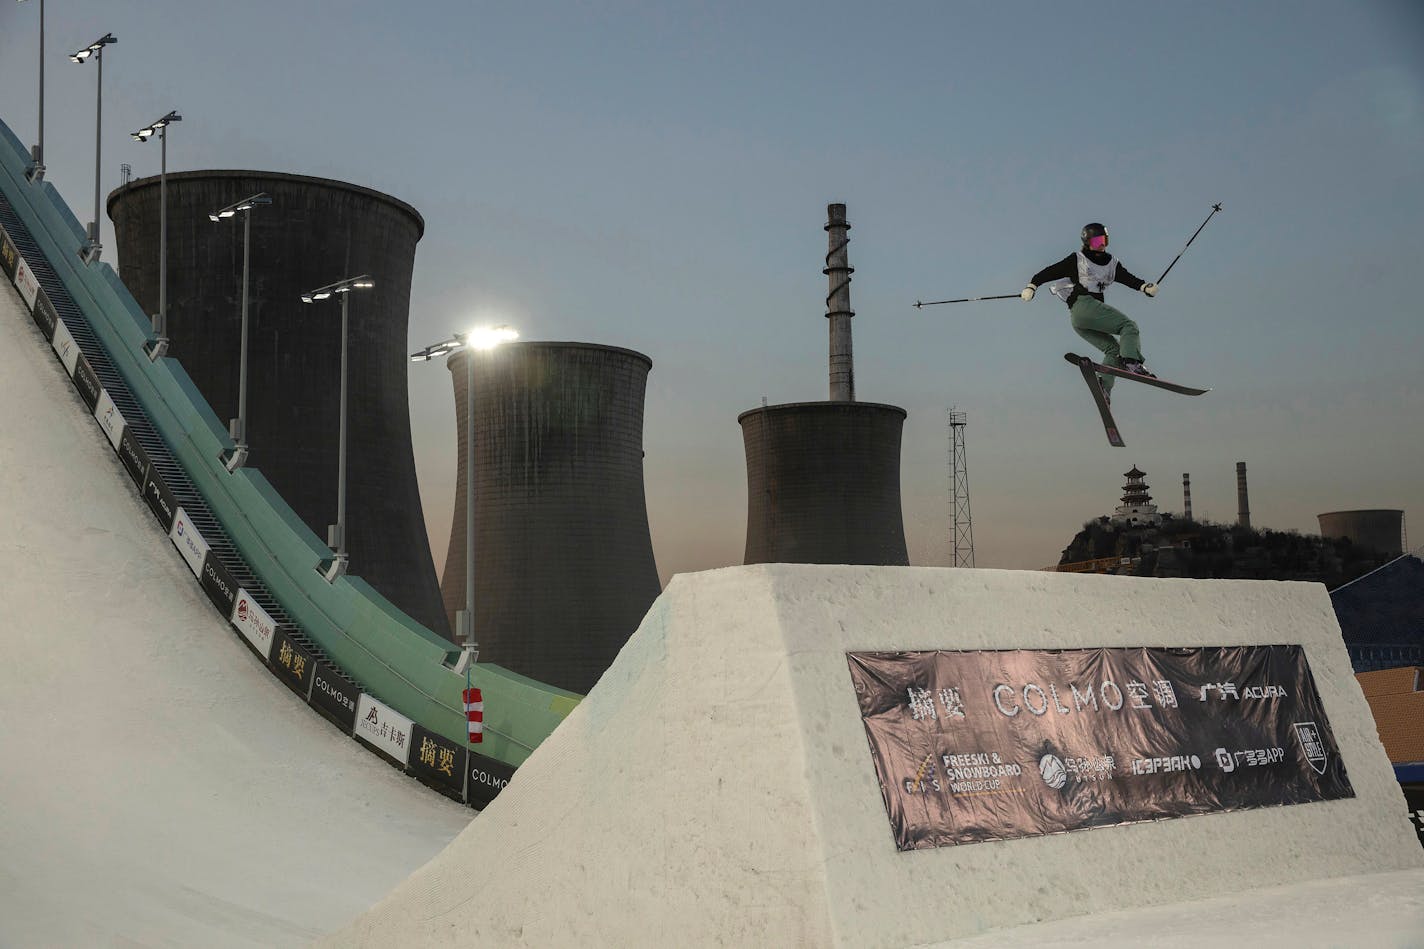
[{"left": 1088, "top": 235, "right": 1108, "bottom": 250}]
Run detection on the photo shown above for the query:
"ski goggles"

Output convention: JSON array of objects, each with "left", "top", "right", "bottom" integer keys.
[{"left": 1086, "top": 233, "right": 1109, "bottom": 251}]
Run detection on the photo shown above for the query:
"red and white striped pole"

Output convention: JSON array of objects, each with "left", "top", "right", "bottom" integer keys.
[{"left": 463, "top": 659, "right": 483, "bottom": 743}]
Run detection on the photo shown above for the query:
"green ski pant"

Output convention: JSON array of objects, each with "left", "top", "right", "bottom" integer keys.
[{"left": 1070, "top": 297, "right": 1142, "bottom": 394}]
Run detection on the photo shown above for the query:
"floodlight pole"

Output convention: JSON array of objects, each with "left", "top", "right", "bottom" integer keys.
[
  {"left": 18, "top": 0, "right": 46, "bottom": 181},
  {"left": 335, "top": 288, "right": 350, "bottom": 576},
  {"left": 72, "top": 33, "right": 116, "bottom": 262},
  {"left": 410, "top": 324, "right": 517, "bottom": 661},
  {"left": 462, "top": 348, "right": 476, "bottom": 650},
  {"left": 301, "top": 275, "right": 373, "bottom": 582},
  {"left": 137, "top": 112, "right": 182, "bottom": 360}
]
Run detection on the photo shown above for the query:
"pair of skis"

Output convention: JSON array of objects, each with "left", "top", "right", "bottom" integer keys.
[{"left": 1065, "top": 353, "right": 1209, "bottom": 447}]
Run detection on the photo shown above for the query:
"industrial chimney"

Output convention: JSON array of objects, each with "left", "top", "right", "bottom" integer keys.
[
  {"left": 739, "top": 203, "right": 908, "bottom": 566},
  {"left": 1236, "top": 462, "right": 1251, "bottom": 528},
  {"left": 108, "top": 170, "right": 449, "bottom": 637},
  {"left": 1183, "top": 473, "right": 1193, "bottom": 521}
]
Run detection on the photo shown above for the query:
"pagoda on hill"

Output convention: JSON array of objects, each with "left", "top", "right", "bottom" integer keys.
[{"left": 1111, "top": 465, "right": 1162, "bottom": 528}]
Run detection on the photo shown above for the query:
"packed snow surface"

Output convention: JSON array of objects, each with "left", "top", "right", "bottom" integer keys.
[
  {"left": 329, "top": 559, "right": 1423, "bottom": 947},
  {"left": 0, "top": 278, "right": 470, "bottom": 946}
]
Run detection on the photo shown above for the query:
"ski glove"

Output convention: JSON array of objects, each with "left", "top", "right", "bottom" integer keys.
[
  {"left": 1020, "top": 285, "right": 1035, "bottom": 301},
  {"left": 1142, "top": 282, "right": 1158, "bottom": 297}
]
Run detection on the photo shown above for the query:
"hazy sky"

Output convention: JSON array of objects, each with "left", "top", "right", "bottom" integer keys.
[{"left": 2, "top": 1, "right": 1420, "bottom": 584}]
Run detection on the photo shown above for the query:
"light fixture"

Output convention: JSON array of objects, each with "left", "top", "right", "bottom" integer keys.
[
  {"left": 299, "top": 275, "right": 376, "bottom": 582},
  {"left": 69, "top": 32, "right": 114, "bottom": 62}
]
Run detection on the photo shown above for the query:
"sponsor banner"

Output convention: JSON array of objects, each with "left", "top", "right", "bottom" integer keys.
[
  {"left": 467, "top": 752, "right": 517, "bottom": 810},
  {"left": 230, "top": 589, "right": 278, "bottom": 660},
  {"left": 31, "top": 287, "right": 59, "bottom": 341},
  {"left": 847, "top": 645, "right": 1354, "bottom": 851},
  {"left": 355, "top": 694, "right": 415, "bottom": 767},
  {"left": 50, "top": 319, "right": 81, "bottom": 376},
  {"left": 0, "top": 226, "right": 18, "bottom": 279},
  {"left": 199, "top": 552, "right": 238, "bottom": 618},
  {"left": 117, "top": 425, "right": 150, "bottom": 487},
  {"left": 142, "top": 466, "right": 178, "bottom": 532},
  {"left": 309, "top": 660, "right": 361, "bottom": 732},
  {"left": 271, "top": 629, "right": 316, "bottom": 698},
  {"left": 409, "top": 724, "right": 468, "bottom": 802},
  {"left": 93, "top": 389, "right": 127, "bottom": 450},
  {"left": 72, "top": 355, "right": 102, "bottom": 412},
  {"left": 1405, "top": 785, "right": 1424, "bottom": 849},
  {"left": 168, "top": 507, "right": 210, "bottom": 577},
  {"left": 13, "top": 255, "right": 39, "bottom": 310}
]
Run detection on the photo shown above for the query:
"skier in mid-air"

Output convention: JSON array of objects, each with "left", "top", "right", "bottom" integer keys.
[{"left": 1021, "top": 223, "right": 1158, "bottom": 402}]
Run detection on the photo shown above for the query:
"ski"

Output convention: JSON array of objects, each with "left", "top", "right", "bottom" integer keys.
[
  {"left": 1065, "top": 353, "right": 1125, "bottom": 447},
  {"left": 1066, "top": 353, "right": 1211, "bottom": 397}
]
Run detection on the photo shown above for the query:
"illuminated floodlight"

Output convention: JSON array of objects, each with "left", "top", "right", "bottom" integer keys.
[
  {"left": 460, "top": 324, "right": 520, "bottom": 351},
  {"left": 300, "top": 274, "right": 372, "bottom": 304}
]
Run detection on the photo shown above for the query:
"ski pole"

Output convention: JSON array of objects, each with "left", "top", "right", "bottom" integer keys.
[
  {"left": 913, "top": 293, "right": 1021, "bottom": 308},
  {"left": 1156, "top": 202, "right": 1222, "bottom": 285}
]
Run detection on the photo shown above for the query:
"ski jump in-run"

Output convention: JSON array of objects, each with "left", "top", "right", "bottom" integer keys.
[{"left": 915, "top": 204, "right": 1220, "bottom": 446}]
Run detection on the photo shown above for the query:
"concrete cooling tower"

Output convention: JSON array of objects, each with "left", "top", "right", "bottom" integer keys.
[
  {"left": 739, "top": 203, "right": 908, "bottom": 567},
  {"left": 441, "top": 342, "right": 661, "bottom": 695},
  {"left": 740, "top": 402, "right": 909, "bottom": 565},
  {"left": 1318, "top": 509, "right": 1405, "bottom": 558},
  {"left": 106, "top": 170, "right": 449, "bottom": 637}
]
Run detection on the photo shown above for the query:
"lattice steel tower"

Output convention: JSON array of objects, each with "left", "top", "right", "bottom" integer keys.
[{"left": 948, "top": 408, "right": 974, "bottom": 567}]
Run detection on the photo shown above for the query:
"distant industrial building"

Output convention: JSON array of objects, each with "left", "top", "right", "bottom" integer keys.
[
  {"left": 107, "top": 170, "right": 449, "bottom": 637},
  {"left": 1319, "top": 509, "right": 1405, "bottom": 558}
]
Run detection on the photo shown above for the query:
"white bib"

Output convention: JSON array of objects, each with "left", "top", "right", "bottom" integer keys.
[{"left": 1047, "top": 253, "right": 1119, "bottom": 302}]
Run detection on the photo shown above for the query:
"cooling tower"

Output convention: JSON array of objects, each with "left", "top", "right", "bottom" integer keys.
[
  {"left": 107, "top": 170, "right": 449, "bottom": 637},
  {"left": 740, "top": 402, "right": 909, "bottom": 565},
  {"left": 738, "top": 203, "right": 908, "bottom": 567},
  {"left": 441, "top": 342, "right": 661, "bottom": 694},
  {"left": 1317, "top": 509, "right": 1404, "bottom": 557}
]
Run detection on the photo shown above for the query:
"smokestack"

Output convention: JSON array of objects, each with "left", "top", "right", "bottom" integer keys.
[
  {"left": 1183, "top": 473, "right": 1193, "bottom": 521},
  {"left": 1236, "top": 462, "right": 1251, "bottom": 528},
  {"left": 824, "top": 203, "right": 854, "bottom": 402}
]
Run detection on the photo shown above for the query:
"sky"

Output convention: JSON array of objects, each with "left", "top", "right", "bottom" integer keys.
[{"left": 1, "top": 0, "right": 1421, "bottom": 585}]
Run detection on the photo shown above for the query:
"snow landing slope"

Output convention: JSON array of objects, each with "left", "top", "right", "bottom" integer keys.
[{"left": 0, "top": 276, "right": 469, "bottom": 945}]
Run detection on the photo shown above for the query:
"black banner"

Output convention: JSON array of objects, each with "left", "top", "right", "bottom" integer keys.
[
  {"left": 0, "top": 226, "right": 17, "bottom": 280},
  {"left": 847, "top": 645, "right": 1353, "bottom": 850},
  {"left": 309, "top": 660, "right": 360, "bottom": 732},
  {"left": 467, "top": 752, "right": 517, "bottom": 809},
  {"left": 72, "top": 354, "right": 101, "bottom": 412},
  {"left": 32, "top": 287, "right": 58, "bottom": 341},
  {"left": 199, "top": 552, "right": 238, "bottom": 618},
  {"left": 409, "top": 724, "right": 469, "bottom": 802},
  {"left": 141, "top": 467, "right": 178, "bottom": 533},
  {"left": 270, "top": 629, "right": 316, "bottom": 699},
  {"left": 117, "top": 426, "right": 151, "bottom": 487}
]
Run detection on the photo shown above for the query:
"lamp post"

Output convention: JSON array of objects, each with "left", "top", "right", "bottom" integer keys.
[
  {"left": 301, "top": 275, "right": 375, "bottom": 581},
  {"left": 210, "top": 193, "right": 272, "bottom": 469},
  {"left": 69, "top": 31, "right": 116, "bottom": 263},
  {"left": 16, "top": 0, "right": 45, "bottom": 182},
  {"left": 132, "top": 110, "right": 182, "bottom": 360},
  {"left": 410, "top": 324, "right": 519, "bottom": 663}
]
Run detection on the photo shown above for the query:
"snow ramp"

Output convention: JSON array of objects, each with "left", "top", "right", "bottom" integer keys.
[
  {"left": 328, "top": 564, "right": 1424, "bottom": 947},
  {"left": 0, "top": 273, "right": 474, "bottom": 945}
]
